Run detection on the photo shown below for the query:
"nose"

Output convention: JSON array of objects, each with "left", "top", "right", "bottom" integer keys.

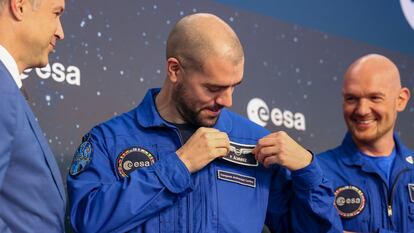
[
  {"left": 216, "top": 88, "right": 233, "bottom": 108},
  {"left": 354, "top": 98, "right": 371, "bottom": 116},
  {"left": 55, "top": 18, "right": 65, "bottom": 40}
]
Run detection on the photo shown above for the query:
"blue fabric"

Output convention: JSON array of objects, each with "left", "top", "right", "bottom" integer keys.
[
  {"left": 0, "top": 61, "right": 66, "bottom": 232},
  {"left": 68, "top": 88, "right": 342, "bottom": 233},
  {"left": 361, "top": 148, "right": 396, "bottom": 187},
  {"left": 317, "top": 133, "right": 414, "bottom": 233}
]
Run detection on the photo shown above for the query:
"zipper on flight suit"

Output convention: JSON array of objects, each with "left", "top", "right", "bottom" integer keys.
[{"left": 385, "top": 168, "right": 409, "bottom": 229}]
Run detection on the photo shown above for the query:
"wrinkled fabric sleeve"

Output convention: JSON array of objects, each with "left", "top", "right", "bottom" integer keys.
[
  {"left": 266, "top": 158, "right": 343, "bottom": 233},
  {"left": 67, "top": 129, "right": 193, "bottom": 233}
]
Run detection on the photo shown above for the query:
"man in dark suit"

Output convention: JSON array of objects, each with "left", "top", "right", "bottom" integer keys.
[{"left": 0, "top": 0, "right": 66, "bottom": 232}]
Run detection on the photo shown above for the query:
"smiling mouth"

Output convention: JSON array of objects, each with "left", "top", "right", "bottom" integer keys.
[
  {"left": 355, "top": 120, "right": 373, "bottom": 124},
  {"left": 351, "top": 118, "right": 376, "bottom": 130}
]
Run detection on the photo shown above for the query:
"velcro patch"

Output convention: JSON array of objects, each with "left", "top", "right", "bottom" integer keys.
[
  {"left": 409, "top": 184, "right": 414, "bottom": 203},
  {"left": 221, "top": 141, "right": 258, "bottom": 166},
  {"left": 117, "top": 147, "right": 155, "bottom": 177},
  {"left": 70, "top": 134, "right": 93, "bottom": 176},
  {"left": 334, "top": 185, "right": 366, "bottom": 218},
  {"left": 217, "top": 170, "right": 256, "bottom": 188}
]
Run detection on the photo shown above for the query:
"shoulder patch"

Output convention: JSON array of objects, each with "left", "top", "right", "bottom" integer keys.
[
  {"left": 334, "top": 185, "right": 366, "bottom": 218},
  {"left": 70, "top": 135, "right": 93, "bottom": 176},
  {"left": 409, "top": 184, "right": 414, "bottom": 203},
  {"left": 117, "top": 147, "right": 156, "bottom": 177},
  {"left": 220, "top": 141, "right": 258, "bottom": 166}
]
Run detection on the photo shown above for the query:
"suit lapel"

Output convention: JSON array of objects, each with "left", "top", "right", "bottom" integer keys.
[
  {"left": 0, "top": 60, "right": 65, "bottom": 201},
  {"left": 20, "top": 92, "right": 66, "bottom": 201}
]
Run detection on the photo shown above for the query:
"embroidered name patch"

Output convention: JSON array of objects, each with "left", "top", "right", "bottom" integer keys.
[
  {"left": 217, "top": 170, "right": 256, "bottom": 188},
  {"left": 221, "top": 141, "right": 258, "bottom": 166},
  {"left": 334, "top": 185, "right": 366, "bottom": 218},
  {"left": 409, "top": 184, "right": 414, "bottom": 203},
  {"left": 70, "top": 134, "right": 93, "bottom": 176},
  {"left": 117, "top": 147, "right": 155, "bottom": 177}
]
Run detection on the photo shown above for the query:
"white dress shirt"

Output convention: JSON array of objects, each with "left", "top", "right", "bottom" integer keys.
[{"left": 0, "top": 45, "right": 22, "bottom": 89}]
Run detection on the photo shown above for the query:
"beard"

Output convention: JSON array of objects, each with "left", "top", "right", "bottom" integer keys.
[
  {"left": 345, "top": 113, "right": 395, "bottom": 145},
  {"left": 172, "top": 82, "right": 222, "bottom": 127}
]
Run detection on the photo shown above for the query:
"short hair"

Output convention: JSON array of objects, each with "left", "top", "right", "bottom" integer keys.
[
  {"left": 0, "top": 0, "right": 43, "bottom": 14},
  {"left": 166, "top": 14, "right": 244, "bottom": 73}
]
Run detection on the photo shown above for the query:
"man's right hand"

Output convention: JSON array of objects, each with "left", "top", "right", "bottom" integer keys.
[{"left": 176, "top": 127, "right": 230, "bottom": 173}]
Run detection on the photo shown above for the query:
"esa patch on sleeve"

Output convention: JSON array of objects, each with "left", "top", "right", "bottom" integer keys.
[
  {"left": 220, "top": 141, "right": 258, "bottom": 166},
  {"left": 117, "top": 146, "right": 156, "bottom": 177},
  {"left": 70, "top": 134, "right": 93, "bottom": 176}
]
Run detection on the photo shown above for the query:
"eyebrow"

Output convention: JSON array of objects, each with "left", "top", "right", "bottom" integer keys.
[{"left": 207, "top": 80, "right": 243, "bottom": 88}]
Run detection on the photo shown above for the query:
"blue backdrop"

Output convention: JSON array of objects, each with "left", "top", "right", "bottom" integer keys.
[{"left": 19, "top": 0, "right": 414, "bottom": 230}]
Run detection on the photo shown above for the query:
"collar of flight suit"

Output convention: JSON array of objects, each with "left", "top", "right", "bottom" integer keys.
[
  {"left": 135, "top": 88, "right": 233, "bottom": 134},
  {"left": 339, "top": 132, "right": 414, "bottom": 173}
]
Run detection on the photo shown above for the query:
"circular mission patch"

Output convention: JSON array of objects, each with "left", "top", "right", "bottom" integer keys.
[
  {"left": 117, "top": 147, "right": 156, "bottom": 177},
  {"left": 334, "top": 185, "right": 366, "bottom": 218}
]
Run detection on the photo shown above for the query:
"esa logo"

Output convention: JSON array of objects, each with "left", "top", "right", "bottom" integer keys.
[
  {"left": 247, "top": 98, "right": 306, "bottom": 131},
  {"left": 20, "top": 62, "right": 81, "bottom": 86},
  {"left": 123, "top": 160, "right": 151, "bottom": 171},
  {"left": 401, "top": 0, "right": 414, "bottom": 30},
  {"left": 336, "top": 196, "right": 361, "bottom": 206}
]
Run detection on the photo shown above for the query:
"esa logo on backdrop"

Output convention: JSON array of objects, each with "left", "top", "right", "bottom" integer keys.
[
  {"left": 401, "top": 0, "right": 414, "bottom": 30},
  {"left": 20, "top": 62, "right": 81, "bottom": 86},
  {"left": 247, "top": 98, "right": 306, "bottom": 131}
]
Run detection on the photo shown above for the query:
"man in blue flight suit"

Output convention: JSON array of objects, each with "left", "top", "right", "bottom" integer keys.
[
  {"left": 68, "top": 13, "right": 341, "bottom": 233},
  {"left": 317, "top": 54, "right": 414, "bottom": 233},
  {"left": 0, "top": 0, "right": 66, "bottom": 232}
]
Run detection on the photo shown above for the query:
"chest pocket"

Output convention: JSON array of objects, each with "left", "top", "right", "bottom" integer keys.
[{"left": 214, "top": 159, "right": 269, "bottom": 233}]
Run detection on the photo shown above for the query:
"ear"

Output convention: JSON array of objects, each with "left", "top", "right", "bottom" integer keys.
[
  {"left": 9, "top": 0, "right": 29, "bottom": 21},
  {"left": 166, "top": 57, "right": 182, "bottom": 84},
  {"left": 396, "top": 87, "right": 410, "bottom": 112}
]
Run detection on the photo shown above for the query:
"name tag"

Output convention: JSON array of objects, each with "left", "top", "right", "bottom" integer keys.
[
  {"left": 221, "top": 141, "right": 258, "bottom": 166},
  {"left": 217, "top": 170, "right": 256, "bottom": 188}
]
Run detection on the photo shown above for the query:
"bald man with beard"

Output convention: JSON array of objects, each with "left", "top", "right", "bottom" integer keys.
[
  {"left": 317, "top": 54, "right": 413, "bottom": 233},
  {"left": 68, "top": 13, "right": 341, "bottom": 233}
]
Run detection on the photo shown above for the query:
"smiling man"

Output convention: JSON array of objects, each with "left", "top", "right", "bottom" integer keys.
[
  {"left": 0, "top": 0, "right": 66, "bottom": 232},
  {"left": 317, "top": 54, "right": 413, "bottom": 232}
]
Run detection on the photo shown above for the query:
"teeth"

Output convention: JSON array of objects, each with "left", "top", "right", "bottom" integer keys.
[{"left": 355, "top": 120, "right": 373, "bottom": 124}]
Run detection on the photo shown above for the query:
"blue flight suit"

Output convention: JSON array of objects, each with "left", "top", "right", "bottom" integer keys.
[
  {"left": 0, "top": 61, "right": 66, "bottom": 232},
  {"left": 68, "top": 88, "right": 342, "bottom": 233},
  {"left": 317, "top": 133, "right": 414, "bottom": 233}
]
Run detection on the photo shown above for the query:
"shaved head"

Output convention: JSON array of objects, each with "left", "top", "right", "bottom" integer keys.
[
  {"left": 344, "top": 54, "right": 401, "bottom": 95},
  {"left": 166, "top": 13, "right": 244, "bottom": 72},
  {"left": 157, "top": 13, "right": 245, "bottom": 126},
  {"left": 342, "top": 53, "right": 410, "bottom": 153}
]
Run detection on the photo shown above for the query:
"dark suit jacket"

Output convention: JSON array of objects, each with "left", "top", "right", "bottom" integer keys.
[{"left": 0, "top": 60, "right": 66, "bottom": 232}]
